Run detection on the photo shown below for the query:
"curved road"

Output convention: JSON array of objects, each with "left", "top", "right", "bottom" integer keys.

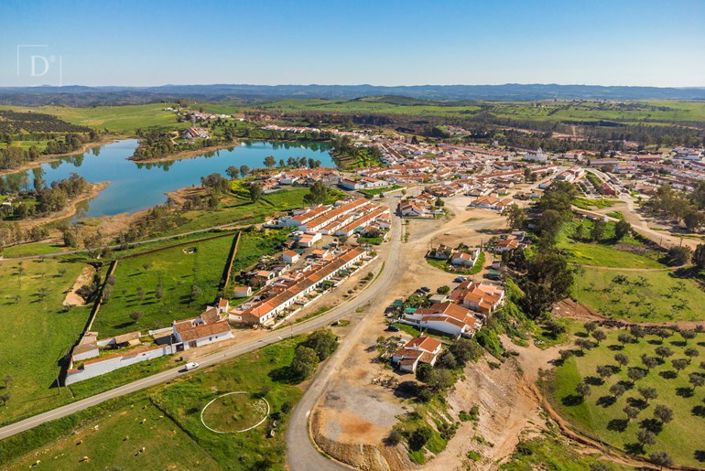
[
  {"left": 0, "top": 205, "right": 402, "bottom": 442},
  {"left": 286, "top": 209, "right": 403, "bottom": 471}
]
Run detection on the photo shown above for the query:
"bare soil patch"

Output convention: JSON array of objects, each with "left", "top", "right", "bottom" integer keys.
[{"left": 63, "top": 264, "right": 96, "bottom": 306}]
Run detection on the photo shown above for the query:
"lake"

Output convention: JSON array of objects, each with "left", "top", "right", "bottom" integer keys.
[{"left": 17, "top": 139, "right": 335, "bottom": 217}]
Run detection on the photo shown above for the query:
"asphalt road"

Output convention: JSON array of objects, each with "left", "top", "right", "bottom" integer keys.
[
  {"left": 0, "top": 201, "right": 403, "bottom": 446},
  {"left": 286, "top": 207, "right": 402, "bottom": 471}
]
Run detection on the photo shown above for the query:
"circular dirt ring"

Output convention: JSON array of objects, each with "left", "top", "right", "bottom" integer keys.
[{"left": 200, "top": 391, "right": 270, "bottom": 434}]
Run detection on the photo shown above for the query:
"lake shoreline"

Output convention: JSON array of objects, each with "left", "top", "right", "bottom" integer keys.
[
  {"left": 18, "top": 181, "right": 110, "bottom": 230},
  {"left": 0, "top": 135, "right": 127, "bottom": 178},
  {"left": 128, "top": 141, "right": 240, "bottom": 164}
]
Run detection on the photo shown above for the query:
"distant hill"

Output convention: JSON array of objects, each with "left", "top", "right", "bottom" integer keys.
[{"left": 1, "top": 83, "right": 705, "bottom": 106}]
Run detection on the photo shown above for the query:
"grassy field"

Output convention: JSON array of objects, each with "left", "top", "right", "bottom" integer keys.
[
  {"left": 572, "top": 267, "right": 705, "bottom": 322},
  {"left": 249, "top": 98, "right": 705, "bottom": 126},
  {"left": 0, "top": 104, "right": 184, "bottom": 134},
  {"left": 2, "top": 338, "right": 306, "bottom": 471},
  {"left": 0, "top": 258, "right": 90, "bottom": 425},
  {"left": 558, "top": 219, "right": 664, "bottom": 269},
  {"left": 546, "top": 327, "right": 705, "bottom": 467},
  {"left": 92, "top": 234, "right": 236, "bottom": 337},
  {"left": 501, "top": 433, "right": 631, "bottom": 471},
  {"left": 165, "top": 186, "right": 345, "bottom": 236},
  {"left": 572, "top": 197, "right": 620, "bottom": 210}
]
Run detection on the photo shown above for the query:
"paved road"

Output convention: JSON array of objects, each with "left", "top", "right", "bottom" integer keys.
[
  {"left": 0, "top": 203, "right": 402, "bottom": 444},
  {"left": 286, "top": 207, "right": 402, "bottom": 471}
]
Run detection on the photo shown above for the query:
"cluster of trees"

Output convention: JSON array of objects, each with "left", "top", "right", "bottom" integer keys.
[
  {"left": 0, "top": 132, "right": 92, "bottom": 170},
  {"left": 644, "top": 183, "right": 705, "bottom": 233},
  {"left": 288, "top": 330, "right": 338, "bottom": 381},
  {"left": 572, "top": 218, "right": 632, "bottom": 243},
  {"left": 0, "top": 171, "right": 89, "bottom": 221},
  {"left": 114, "top": 204, "right": 187, "bottom": 245},
  {"left": 331, "top": 136, "right": 383, "bottom": 168},
  {"left": 262, "top": 155, "right": 322, "bottom": 169},
  {"left": 303, "top": 181, "right": 331, "bottom": 205},
  {"left": 514, "top": 181, "right": 577, "bottom": 318}
]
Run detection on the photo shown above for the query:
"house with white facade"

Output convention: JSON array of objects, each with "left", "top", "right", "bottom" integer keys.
[{"left": 391, "top": 336, "right": 443, "bottom": 373}]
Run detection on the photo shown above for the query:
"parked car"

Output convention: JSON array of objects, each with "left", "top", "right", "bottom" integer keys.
[
  {"left": 386, "top": 324, "right": 400, "bottom": 332},
  {"left": 454, "top": 276, "right": 466, "bottom": 283},
  {"left": 419, "top": 286, "right": 431, "bottom": 294},
  {"left": 183, "top": 362, "right": 200, "bottom": 371}
]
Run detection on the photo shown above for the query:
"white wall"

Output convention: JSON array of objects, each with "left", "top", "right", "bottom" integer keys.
[{"left": 65, "top": 344, "right": 175, "bottom": 385}]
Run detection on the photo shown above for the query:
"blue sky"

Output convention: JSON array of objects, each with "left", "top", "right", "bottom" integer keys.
[{"left": 1, "top": 0, "right": 703, "bottom": 87}]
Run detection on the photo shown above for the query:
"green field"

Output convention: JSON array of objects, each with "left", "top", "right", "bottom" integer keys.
[
  {"left": 168, "top": 186, "right": 339, "bottom": 235},
  {"left": 201, "top": 393, "right": 268, "bottom": 433},
  {"left": 501, "top": 433, "right": 631, "bottom": 471},
  {"left": 572, "top": 267, "right": 705, "bottom": 322},
  {"left": 547, "top": 328, "right": 705, "bottom": 467},
  {"left": 92, "top": 234, "right": 235, "bottom": 337},
  {"left": 558, "top": 219, "right": 663, "bottom": 269},
  {"left": 249, "top": 98, "right": 705, "bottom": 126},
  {"left": 572, "top": 197, "right": 620, "bottom": 210},
  {"left": 0, "top": 258, "right": 90, "bottom": 425},
  {"left": 0, "top": 104, "right": 184, "bottom": 134},
  {"left": 2, "top": 338, "right": 306, "bottom": 471}
]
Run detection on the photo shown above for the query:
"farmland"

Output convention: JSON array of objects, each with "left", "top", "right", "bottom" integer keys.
[
  {"left": 572, "top": 268, "right": 705, "bottom": 323},
  {"left": 92, "top": 233, "right": 235, "bottom": 337},
  {"left": 0, "top": 257, "right": 90, "bottom": 425},
  {"left": 248, "top": 98, "right": 705, "bottom": 126},
  {"left": 546, "top": 327, "right": 705, "bottom": 468},
  {"left": 1, "top": 338, "right": 307, "bottom": 471},
  {"left": 0, "top": 103, "right": 184, "bottom": 134}
]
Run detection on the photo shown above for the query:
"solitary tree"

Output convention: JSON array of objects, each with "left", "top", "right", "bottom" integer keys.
[
  {"left": 654, "top": 346, "right": 674, "bottom": 359},
  {"left": 226, "top": 166, "right": 239, "bottom": 180},
  {"left": 129, "top": 311, "right": 143, "bottom": 322},
  {"left": 505, "top": 204, "right": 526, "bottom": 230},
  {"left": 649, "top": 451, "right": 673, "bottom": 469},
  {"left": 576, "top": 381, "right": 591, "bottom": 398},
  {"left": 627, "top": 367, "right": 646, "bottom": 383},
  {"left": 609, "top": 383, "right": 626, "bottom": 398},
  {"left": 239, "top": 164, "right": 250, "bottom": 177},
  {"left": 672, "top": 358, "right": 690, "bottom": 374},
  {"left": 689, "top": 372, "right": 705, "bottom": 390},
  {"left": 591, "top": 329, "right": 607, "bottom": 345},
  {"left": 637, "top": 429, "right": 656, "bottom": 447},
  {"left": 614, "top": 353, "right": 629, "bottom": 368},
  {"left": 247, "top": 182, "right": 263, "bottom": 203},
  {"left": 680, "top": 330, "right": 697, "bottom": 345},
  {"left": 615, "top": 219, "right": 631, "bottom": 240},
  {"left": 596, "top": 365, "right": 614, "bottom": 380},
  {"left": 653, "top": 404, "right": 674, "bottom": 424},
  {"left": 693, "top": 244, "right": 705, "bottom": 269},
  {"left": 638, "top": 387, "right": 658, "bottom": 404},
  {"left": 263, "top": 155, "right": 276, "bottom": 168},
  {"left": 624, "top": 405, "right": 640, "bottom": 422}
]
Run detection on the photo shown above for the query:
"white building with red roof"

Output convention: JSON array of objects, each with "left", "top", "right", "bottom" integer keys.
[{"left": 391, "top": 336, "right": 443, "bottom": 373}]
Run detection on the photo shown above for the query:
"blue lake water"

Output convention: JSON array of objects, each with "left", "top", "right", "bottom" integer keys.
[{"left": 17, "top": 139, "right": 334, "bottom": 217}]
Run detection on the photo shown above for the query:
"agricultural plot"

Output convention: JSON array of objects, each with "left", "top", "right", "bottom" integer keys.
[
  {"left": 0, "top": 258, "right": 90, "bottom": 425},
  {"left": 547, "top": 327, "right": 705, "bottom": 467},
  {"left": 572, "top": 268, "right": 705, "bottom": 322},
  {"left": 0, "top": 104, "right": 185, "bottom": 134},
  {"left": 93, "top": 234, "right": 235, "bottom": 337}
]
